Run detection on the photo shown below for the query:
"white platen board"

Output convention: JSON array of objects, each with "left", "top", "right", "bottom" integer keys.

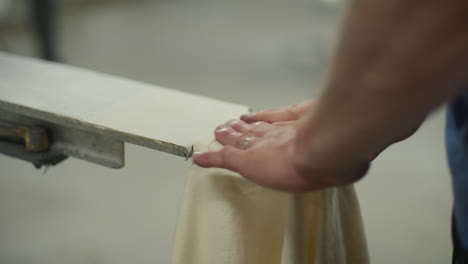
[{"left": 0, "top": 52, "right": 248, "bottom": 161}]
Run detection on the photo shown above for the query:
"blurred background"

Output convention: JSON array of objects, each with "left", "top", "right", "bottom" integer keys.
[{"left": 0, "top": 0, "right": 453, "bottom": 263}]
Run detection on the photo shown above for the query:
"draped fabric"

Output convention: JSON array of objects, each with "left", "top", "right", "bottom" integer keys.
[{"left": 172, "top": 137, "right": 369, "bottom": 264}]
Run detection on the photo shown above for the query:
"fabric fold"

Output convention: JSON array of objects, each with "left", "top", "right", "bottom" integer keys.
[{"left": 172, "top": 137, "right": 369, "bottom": 264}]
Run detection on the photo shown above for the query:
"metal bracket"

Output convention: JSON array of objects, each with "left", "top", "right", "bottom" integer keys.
[
  {"left": 0, "top": 141, "right": 68, "bottom": 169},
  {"left": 0, "top": 121, "right": 49, "bottom": 152},
  {"left": 0, "top": 110, "right": 124, "bottom": 169},
  {"left": 0, "top": 119, "right": 68, "bottom": 168}
]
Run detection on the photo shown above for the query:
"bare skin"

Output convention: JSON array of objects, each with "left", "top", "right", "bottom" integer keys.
[
  {"left": 194, "top": 101, "right": 368, "bottom": 192},
  {"left": 240, "top": 100, "right": 314, "bottom": 124},
  {"left": 193, "top": 0, "right": 468, "bottom": 192}
]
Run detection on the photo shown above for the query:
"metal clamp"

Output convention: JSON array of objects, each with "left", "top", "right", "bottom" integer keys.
[
  {"left": 0, "top": 120, "right": 67, "bottom": 168},
  {"left": 0, "top": 121, "right": 49, "bottom": 152}
]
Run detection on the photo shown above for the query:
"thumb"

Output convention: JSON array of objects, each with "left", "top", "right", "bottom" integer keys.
[{"left": 192, "top": 146, "right": 245, "bottom": 172}]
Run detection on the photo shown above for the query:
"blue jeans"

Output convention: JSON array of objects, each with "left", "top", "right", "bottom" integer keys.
[
  {"left": 446, "top": 92, "right": 468, "bottom": 263},
  {"left": 453, "top": 212, "right": 468, "bottom": 264}
]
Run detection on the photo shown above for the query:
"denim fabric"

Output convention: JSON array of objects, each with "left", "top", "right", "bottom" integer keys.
[{"left": 446, "top": 91, "right": 468, "bottom": 251}]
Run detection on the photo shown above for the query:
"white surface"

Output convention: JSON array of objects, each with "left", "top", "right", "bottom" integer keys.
[{"left": 0, "top": 52, "right": 248, "bottom": 150}]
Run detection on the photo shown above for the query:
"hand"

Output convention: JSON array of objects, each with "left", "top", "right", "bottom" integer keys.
[
  {"left": 193, "top": 118, "right": 320, "bottom": 191},
  {"left": 192, "top": 115, "right": 369, "bottom": 192}
]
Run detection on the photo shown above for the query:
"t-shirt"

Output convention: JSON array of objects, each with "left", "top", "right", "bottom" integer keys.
[
  {"left": 446, "top": 91, "right": 468, "bottom": 251},
  {"left": 172, "top": 137, "right": 370, "bottom": 264}
]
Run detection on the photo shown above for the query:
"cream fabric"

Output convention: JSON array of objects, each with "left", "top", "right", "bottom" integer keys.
[{"left": 172, "top": 137, "right": 369, "bottom": 264}]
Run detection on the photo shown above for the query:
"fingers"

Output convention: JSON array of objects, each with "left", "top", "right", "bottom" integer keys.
[
  {"left": 241, "top": 108, "right": 298, "bottom": 124},
  {"left": 215, "top": 120, "right": 275, "bottom": 148},
  {"left": 193, "top": 146, "right": 245, "bottom": 172},
  {"left": 241, "top": 100, "right": 314, "bottom": 124},
  {"left": 215, "top": 125, "right": 245, "bottom": 148},
  {"left": 272, "top": 121, "right": 295, "bottom": 127},
  {"left": 225, "top": 119, "right": 251, "bottom": 134}
]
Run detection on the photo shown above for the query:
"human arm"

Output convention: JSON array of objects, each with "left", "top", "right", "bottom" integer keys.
[{"left": 194, "top": 0, "right": 468, "bottom": 191}]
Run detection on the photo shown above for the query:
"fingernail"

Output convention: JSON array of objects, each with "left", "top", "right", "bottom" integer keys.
[
  {"left": 241, "top": 113, "right": 254, "bottom": 121},
  {"left": 215, "top": 127, "right": 231, "bottom": 133},
  {"left": 227, "top": 119, "right": 240, "bottom": 125}
]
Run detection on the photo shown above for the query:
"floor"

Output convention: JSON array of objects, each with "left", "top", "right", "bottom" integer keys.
[{"left": 0, "top": 0, "right": 453, "bottom": 263}]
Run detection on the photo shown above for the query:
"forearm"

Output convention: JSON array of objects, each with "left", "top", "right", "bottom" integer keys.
[{"left": 295, "top": 0, "right": 468, "bottom": 185}]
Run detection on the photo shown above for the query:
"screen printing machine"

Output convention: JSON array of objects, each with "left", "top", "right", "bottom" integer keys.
[{"left": 0, "top": 51, "right": 249, "bottom": 169}]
